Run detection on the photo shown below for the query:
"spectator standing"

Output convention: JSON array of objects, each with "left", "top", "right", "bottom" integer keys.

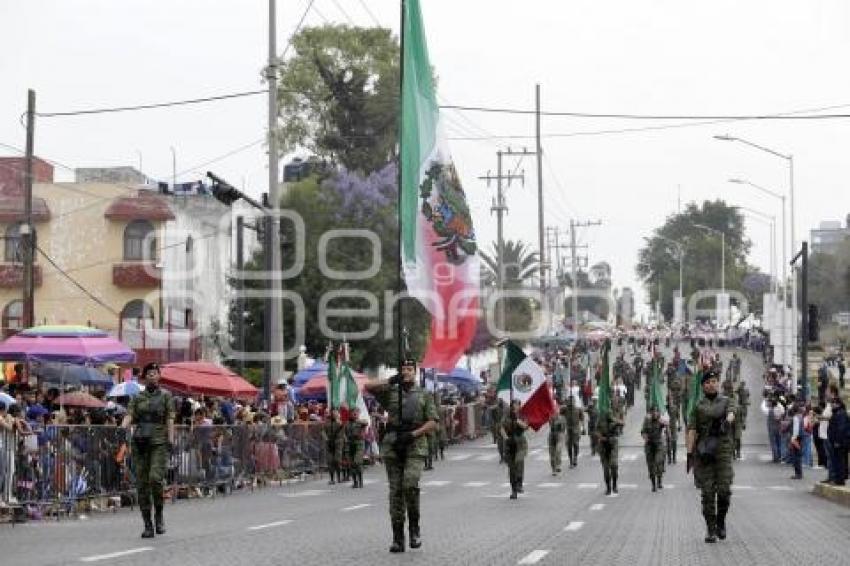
[
  {"left": 827, "top": 397, "right": 849, "bottom": 485},
  {"left": 839, "top": 357, "right": 846, "bottom": 391},
  {"left": 789, "top": 405, "right": 803, "bottom": 479},
  {"left": 762, "top": 398, "right": 784, "bottom": 463},
  {"left": 817, "top": 362, "right": 829, "bottom": 401},
  {"left": 802, "top": 404, "right": 814, "bottom": 468}
]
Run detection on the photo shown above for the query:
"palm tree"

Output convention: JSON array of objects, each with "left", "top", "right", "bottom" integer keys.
[{"left": 479, "top": 240, "right": 539, "bottom": 289}]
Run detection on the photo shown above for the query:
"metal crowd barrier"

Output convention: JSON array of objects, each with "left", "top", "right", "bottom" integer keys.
[{"left": 1, "top": 405, "right": 486, "bottom": 520}]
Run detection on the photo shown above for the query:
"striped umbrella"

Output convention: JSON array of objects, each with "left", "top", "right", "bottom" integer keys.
[{"left": 107, "top": 381, "right": 145, "bottom": 398}]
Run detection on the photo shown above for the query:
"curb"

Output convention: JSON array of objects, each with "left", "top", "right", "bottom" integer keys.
[{"left": 812, "top": 482, "right": 850, "bottom": 507}]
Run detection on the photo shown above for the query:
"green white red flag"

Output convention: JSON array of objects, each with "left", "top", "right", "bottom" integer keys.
[
  {"left": 327, "top": 347, "right": 369, "bottom": 423},
  {"left": 496, "top": 341, "right": 556, "bottom": 431},
  {"left": 401, "top": 0, "right": 479, "bottom": 371}
]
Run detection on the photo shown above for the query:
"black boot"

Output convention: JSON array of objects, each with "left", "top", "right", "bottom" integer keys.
[
  {"left": 612, "top": 469, "right": 619, "bottom": 494},
  {"left": 656, "top": 475, "right": 663, "bottom": 490},
  {"left": 704, "top": 516, "right": 717, "bottom": 543},
  {"left": 389, "top": 522, "right": 405, "bottom": 553},
  {"left": 154, "top": 506, "right": 165, "bottom": 535},
  {"left": 651, "top": 476, "right": 657, "bottom": 492},
  {"left": 604, "top": 469, "right": 612, "bottom": 495},
  {"left": 141, "top": 509, "right": 155, "bottom": 539},
  {"left": 409, "top": 521, "right": 421, "bottom": 549},
  {"left": 717, "top": 494, "right": 730, "bottom": 540}
]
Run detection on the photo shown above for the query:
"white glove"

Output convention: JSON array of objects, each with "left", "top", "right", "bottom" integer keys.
[{"left": 726, "top": 412, "right": 735, "bottom": 424}]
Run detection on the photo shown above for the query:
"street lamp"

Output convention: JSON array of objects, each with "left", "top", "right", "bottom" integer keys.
[
  {"left": 656, "top": 235, "right": 684, "bottom": 325},
  {"left": 717, "top": 134, "right": 797, "bottom": 381},
  {"left": 169, "top": 146, "right": 177, "bottom": 191},
  {"left": 734, "top": 206, "right": 777, "bottom": 293}
]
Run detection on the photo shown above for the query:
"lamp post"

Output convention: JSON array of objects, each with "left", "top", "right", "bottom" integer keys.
[
  {"left": 734, "top": 206, "right": 777, "bottom": 294},
  {"left": 717, "top": 135, "right": 797, "bottom": 381}
]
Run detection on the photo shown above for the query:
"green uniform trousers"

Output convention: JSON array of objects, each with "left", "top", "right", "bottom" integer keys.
[
  {"left": 599, "top": 438, "right": 619, "bottom": 484},
  {"left": 385, "top": 454, "right": 425, "bottom": 525},
  {"left": 133, "top": 441, "right": 168, "bottom": 512},
  {"left": 566, "top": 429, "right": 580, "bottom": 465},
  {"left": 695, "top": 456, "right": 733, "bottom": 529},
  {"left": 645, "top": 442, "right": 665, "bottom": 478},
  {"left": 548, "top": 434, "right": 563, "bottom": 472}
]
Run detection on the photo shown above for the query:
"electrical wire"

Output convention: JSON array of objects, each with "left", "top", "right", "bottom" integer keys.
[
  {"left": 356, "top": 0, "right": 382, "bottom": 27},
  {"left": 36, "top": 245, "right": 121, "bottom": 316},
  {"left": 281, "top": 0, "right": 317, "bottom": 61},
  {"left": 329, "top": 0, "right": 356, "bottom": 25},
  {"left": 36, "top": 90, "right": 268, "bottom": 118}
]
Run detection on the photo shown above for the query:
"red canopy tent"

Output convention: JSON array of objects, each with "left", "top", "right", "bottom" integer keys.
[{"left": 160, "top": 362, "right": 258, "bottom": 401}]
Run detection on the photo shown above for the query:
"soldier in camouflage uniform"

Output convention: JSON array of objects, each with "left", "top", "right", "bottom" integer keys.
[
  {"left": 667, "top": 366, "right": 683, "bottom": 464},
  {"left": 344, "top": 407, "right": 366, "bottom": 488},
  {"left": 547, "top": 405, "right": 566, "bottom": 475},
  {"left": 501, "top": 400, "right": 529, "bottom": 499},
  {"left": 491, "top": 399, "right": 506, "bottom": 463},
  {"left": 642, "top": 405, "right": 667, "bottom": 491},
  {"left": 366, "top": 359, "right": 437, "bottom": 553},
  {"left": 595, "top": 395, "right": 625, "bottom": 495},
  {"left": 436, "top": 406, "right": 447, "bottom": 461},
  {"left": 322, "top": 409, "right": 345, "bottom": 485},
  {"left": 122, "top": 363, "right": 174, "bottom": 539},
  {"left": 564, "top": 395, "right": 584, "bottom": 468},
  {"left": 687, "top": 370, "right": 737, "bottom": 543},
  {"left": 736, "top": 380, "right": 750, "bottom": 430},
  {"left": 586, "top": 398, "right": 599, "bottom": 456}
]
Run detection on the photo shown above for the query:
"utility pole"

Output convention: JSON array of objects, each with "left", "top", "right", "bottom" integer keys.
[
  {"left": 791, "top": 241, "right": 808, "bottom": 400},
  {"left": 479, "top": 151, "right": 525, "bottom": 335},
  {"left": 536, "top": 85, "right": 546, "bottom": 301},
  {"left": 22, "top": 89, "right": 35, "bottom": 329},
  {"left": 266, "top": 0, "right": 284, "bottom": 401},
  {"left": 236, "top": 216, "right": 245, "bottom": 375},
  {"left": 569, "top": 220, "right": 601, "bottom": 334}
]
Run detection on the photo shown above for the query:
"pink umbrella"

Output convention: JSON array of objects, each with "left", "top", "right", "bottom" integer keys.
[
  {"left": 0, "top": 325, "right": 135, "bottom": 364},
  {"left": 160, "top": 362, "right": 258, "bottom": 401},
  {"left": 57, "top": 391, "right": 107, "bottom": 408}
]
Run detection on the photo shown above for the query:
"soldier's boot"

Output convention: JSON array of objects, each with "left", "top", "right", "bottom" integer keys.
[
  {"left": 604, "top": 469, "right": 612, "bottom": 495},
  {"left": 408, "top": 510, "right": 422, "bottom": 549},
  {"left": 651, "top": 475, "right": 657, "bottom": 492},
  {"left": 716, "top": 495, "right": 730, "bottom": 540},
  {"left": 357, "top": 470, "right": 364, "bottom": 488},
  {"left": 656, "top": 475, "right": 663, "bottom": 490},
  {"left": 328, "top": 468, "right": 336, "bottom": 485},
  {"left": 389, "top": 522, "right": 406, "bottom": 553},
  {"left": 516, "top": 474, "right": 524, "bottom": 494},
  {"left": 612, "top": 469, "right": 619, "bottom": 494},
  {"left": 704, "top": 512, "right": 717, "bottom": 543},
  {"left": 154, "top": 506, "right": 166, "bottom": 535},
  {"left": 140, "top": 509, "right": 155, "bottom": 539}
]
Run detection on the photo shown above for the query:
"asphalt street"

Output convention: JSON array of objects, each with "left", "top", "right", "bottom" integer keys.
[{"left": 1, "top": 349, "right": 848, "bottom": 566}]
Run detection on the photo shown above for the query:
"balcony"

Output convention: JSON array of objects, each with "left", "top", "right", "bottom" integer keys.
[
  {"left": 112, "top": 262, "right": 161, "bottom": 288},
  {"left": 0, "top": 263, "right": 42, "bottom": 288}
]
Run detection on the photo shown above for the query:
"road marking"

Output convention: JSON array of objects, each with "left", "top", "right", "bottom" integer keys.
[
  {"left": 758, "top": 454, "right": 773, "bottom": 462},
  {"left": 501, "top": 482, "right": 512, "bottom": 488},
  {"left": 577, "top": 483, "right": 599, "bottom": 489},
  {"left": 279, "top": 489, "right": 327, "bottom": 498},
  {"left": 342, "top": 504, "right": 372, "bottom": 512},
  {"left": 589, "top": 503, "right": 605, "bottom": 511},
  {"left": 618, "top": 483, "right": 638, "bottom": 489},
  {"left": 535, "top": 455, "right": 550, "bottom": 462},
  {"left": 363, "top": 479, "right": 379, "bottom": 485},
  {"left": 247, "top": 519, "right": 293, "bottom": 531},
  {"left": 768, "top": 485, "right": 792, "bottom": 491},
  {"left": 732, "top": 485, "right": 754, "bottom": 490},
  {"left": 537, "top": 482, "right": 563, "bottom": 488},
  {"left": 485, "top": 493, "right": 514, "bottom": 498},
  {"left": 518, "top": 550, "right": 549, "bottom": 564},
  {"left": 476, "top": 453, "right": 499, "bottom": 462},
  {"left": 423, "top": 480, "right": 451, "bottom": 487},
  {"left": 449, "top": 453, "right": 472, "bottom": 461},
  {"left": 529, "top": 448, "right": 543, "bottom": 456},
  {"left": 563, "top": 521, "right": 585, "bottom": 532},
  {"left": 623, "top": 454, "right": 639, "bottom": 461},
  {"left": 464, "top": 481, "right": 490, "bottom": 488},
  {"left": 80, "top": 548, "right": 154, "bottom": 562},
  {"left": 664, "top": 484, "right": 676, "bottom": 489}
]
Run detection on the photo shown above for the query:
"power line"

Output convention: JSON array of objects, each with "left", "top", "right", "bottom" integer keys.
[
  {"left": 356, "top": 0, "right": 382, "bottom": 27},
  {"left": 35, "top": 89, "right": 268, "bottom": 118},
  {"left": 160, "top": 137, "right": 265, "bottom": 181},
  {"left": 36, "top": 245, "right": 120, "bottom": 316},
  {"left": 281, "top": 0, "right": 317, "bottom": 61},
  {"left": 328, "top": 0, "right": 356, "bottom": 25}
]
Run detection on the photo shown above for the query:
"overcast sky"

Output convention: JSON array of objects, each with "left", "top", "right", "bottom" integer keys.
[{"left": 3, "top": 0, "right": 850, "bottom": 316}]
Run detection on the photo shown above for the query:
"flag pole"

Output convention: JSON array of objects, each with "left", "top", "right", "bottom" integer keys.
[{"left": 397, "top": 0, "right": 407, "bottom": 430}]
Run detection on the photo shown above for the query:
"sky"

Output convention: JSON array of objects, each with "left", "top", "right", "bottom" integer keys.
[{"left": 2, "top": 0, "right": 850, "bottom": 317}]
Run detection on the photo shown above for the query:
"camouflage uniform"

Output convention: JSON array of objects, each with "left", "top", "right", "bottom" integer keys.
[
  {"left": 736, "top": 382, "right": 750, "bottom": 428},
  {"left": 436, "top": 408, "right": 447, "bottom": 460},
  {"left": 376, "top": 385, "right": 438, "bottom": 547},
  {"left": 642, "top": 414, "right": 666, "bottom": 490},
  {"left": 490, "top": 401, "right": 505, "bottom": 463},
  {"left": 586, "top": 401, "right": 599, "bottom": 456},
  {"left": 667, "top": 374, "right": 683, "bottom": 464},
  {"left": 344, "top": 419, "right": 366, "bottom": 488},
  {"left": 547, "top": 411, "right": 566, "bottom": 474},
  {"left": 564, "top": 399, "right": 584, "bottom": 467},
  {"left": 128, "top": 388, "right": 174, "bottom": 530},
  {"left": 322, "top": 419, "right": 345, "bottom": 484},
  {"left": 595, "top": 402, "right": 624, "bottom": 494},
  {"left": 689, "top": 393, "right": 737, "bottom": 540},
  {"left": 501, "top": 413, "right": 528, "bottom": 498}
]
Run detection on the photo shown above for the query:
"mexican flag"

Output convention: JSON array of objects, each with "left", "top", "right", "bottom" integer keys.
[
  {"left": 647, "top": 357, "right": 666, "bottom": 413},
  {"left": 327, "top": 352, "right": 369, "bottom": 424},
  {"left": 496, "top": 341, "right": 556, "bottom": 431},
  {"left": 401, "top": 0, "right": 479, "bottom": 371},
  {"left": 686, "top": 367, "right": 703, "bottom": 422}
]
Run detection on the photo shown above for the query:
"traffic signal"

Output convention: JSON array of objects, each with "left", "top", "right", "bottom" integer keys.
[
  {"left": 807, "top": 304, "right": 819, "bottom": 342},
  {"left": 206, "top": 171, "right": 243, "bottom": 206}
]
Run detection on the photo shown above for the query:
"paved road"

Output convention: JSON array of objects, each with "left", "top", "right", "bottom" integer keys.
[{"left": 2, "top": 349, "right": 848, "bottom": 566}]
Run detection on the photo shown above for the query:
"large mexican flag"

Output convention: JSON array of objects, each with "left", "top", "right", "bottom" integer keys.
[
  {"left": 401, "top": 0, "right": 479, "bottom": 371},
  {"left": 496, "top": 341, "right": 556, "bottom": 431},
  {"left": 327, "top": 353, "right": 369, "bottom": 424}
]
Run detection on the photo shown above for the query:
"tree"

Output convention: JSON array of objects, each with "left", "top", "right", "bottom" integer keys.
[
  {"left": 226, "top": 164, "right": 430, "bottom": 371},
  {"left": 479, "top": 240, "right": 539, "bottom": 333},
  {"left": 637, "top": 200, "right": 750, "bottom": 321},
  {"left": 807, "top": 238, "right": 850, "bottom": 320},
  {"left": 276, "top": 25, "right": 399, "bottom": 174}
]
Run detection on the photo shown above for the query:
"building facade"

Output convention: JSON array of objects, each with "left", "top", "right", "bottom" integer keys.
[{"left": 811, "top": 216, "right": 850, "bottom": 255}]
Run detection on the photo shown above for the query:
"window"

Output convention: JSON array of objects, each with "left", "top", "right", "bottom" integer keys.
[
  {"left": 123, "top": 220, "right": 155, "bottom": 261},
  {"left": 120, "top": 299, "right": 154, "bottom": 322},
  {"left": 2, "top": 300, "right": 23, "bottom": 337}
]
